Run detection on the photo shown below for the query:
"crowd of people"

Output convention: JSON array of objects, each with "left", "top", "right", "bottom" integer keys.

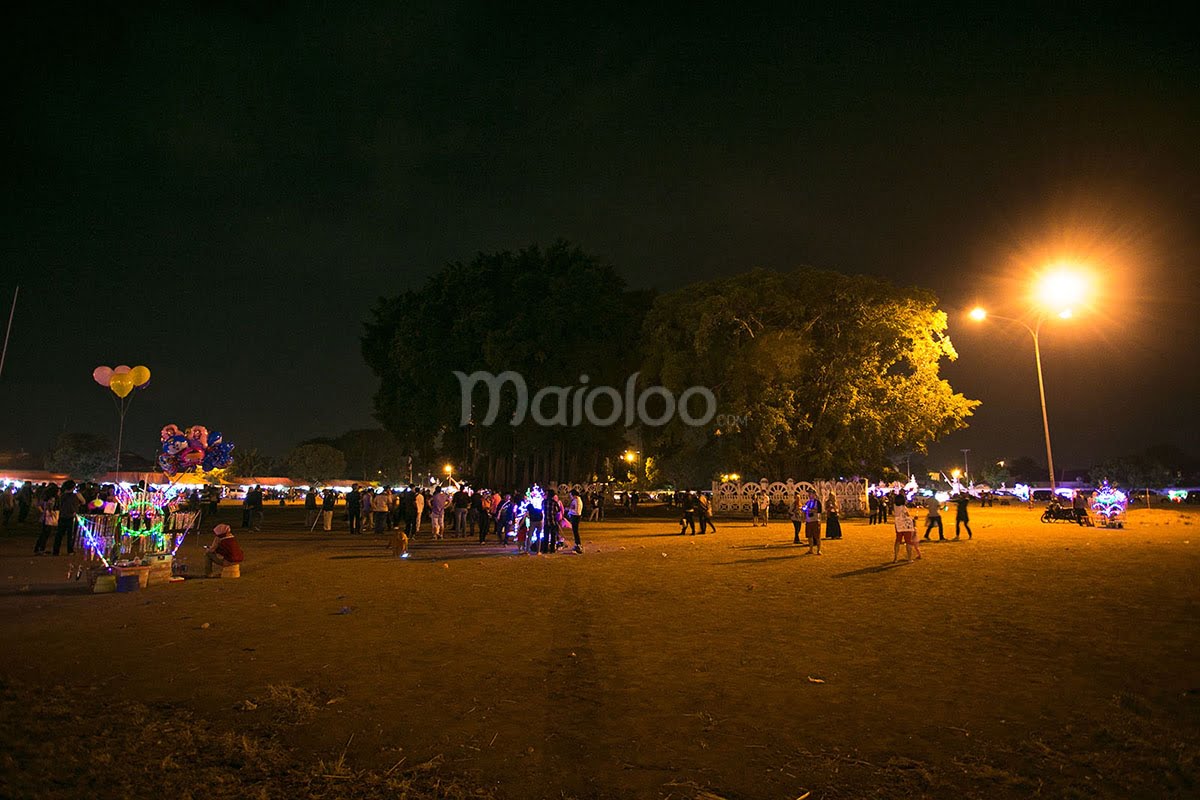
[
  {"left": 1, "top": 476, "right": 997, "bottom": 572},
  {"left": 284, "top": 483, "right": 599, "bottom": 557}
]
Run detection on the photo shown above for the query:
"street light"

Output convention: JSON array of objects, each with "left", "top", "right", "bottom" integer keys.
[
  {"left": 969, "top": 265, "right": 1091, "bottom": 491},
  {"left": 443, "top": 463, "right": 453, "bottom": 484}
]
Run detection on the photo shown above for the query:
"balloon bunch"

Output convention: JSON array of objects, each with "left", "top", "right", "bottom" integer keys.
[
  {"left": 93, "top": 365, "right": 151, "bottom": 397},
  {"left": 158, "top": 424, "right": 236, "bottom": 475}
]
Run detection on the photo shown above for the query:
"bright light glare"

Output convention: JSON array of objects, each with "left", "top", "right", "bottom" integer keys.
[
  {"left": 1035, "top": 265, "right": 1090, "bottom": 312},
  {"left": 443, "top": 464, "right": 452, "bottom": 473},
  {"left": 1058, "top": 308, "right": 1073, "bottom": 319},
  {"left": 969, "top": 307, "right": 987, "bottom": 321}
]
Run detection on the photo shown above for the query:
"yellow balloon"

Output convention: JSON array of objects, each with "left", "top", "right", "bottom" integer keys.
[
  {"left": 109, "top": 373, "right": 135, "bottom": 398},
  {"left": 130, "top": 365, "right": 151, "bottom": 387}
]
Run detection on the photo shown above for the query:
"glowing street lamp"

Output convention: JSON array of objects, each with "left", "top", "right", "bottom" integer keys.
[
  {"left": 968, "top": 264, "right": 1091, "bottom": 491},
  {"left": 623, "top": 450, "right": 638, "bottom": 464},
  {"left": 443, "top": 463, "right": 453, "bottom": 483}
]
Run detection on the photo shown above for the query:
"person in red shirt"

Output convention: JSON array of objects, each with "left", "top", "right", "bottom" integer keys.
[{"left": 205, "top": 523, "right": 244, "bottom": 576}]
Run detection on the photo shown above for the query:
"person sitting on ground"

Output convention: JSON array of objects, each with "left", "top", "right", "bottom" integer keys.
[{"left": 205, "top": 523, "right": 244, "bottom": 576}]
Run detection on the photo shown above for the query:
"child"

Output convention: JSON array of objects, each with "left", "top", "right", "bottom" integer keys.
[{"left": 892, "top": 497, "right": 921, "bottom": 564}]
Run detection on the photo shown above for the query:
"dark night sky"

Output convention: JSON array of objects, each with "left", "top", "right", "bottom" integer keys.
[{"left": 3, "top": 5, "right": 1198, "bottom": 473}]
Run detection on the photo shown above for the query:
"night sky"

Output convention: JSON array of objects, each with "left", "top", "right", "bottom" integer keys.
[{"left": 3, "top": 5, "right": 1198, "bottom": 474}]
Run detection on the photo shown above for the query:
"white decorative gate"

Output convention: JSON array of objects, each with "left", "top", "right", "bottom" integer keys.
[{"left": 711, "top": 478, "right": 868, "bottom": 516}]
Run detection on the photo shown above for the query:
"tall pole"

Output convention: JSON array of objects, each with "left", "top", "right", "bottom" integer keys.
[
  {"left": 1031, "top": 326, "right": 1057, "bottom": 490},
  {"left": 961, "top": 448, "right": 970, "bottom": 483},
  {"left": 0, "top": 285, "right": 18, "bottom": 380}
]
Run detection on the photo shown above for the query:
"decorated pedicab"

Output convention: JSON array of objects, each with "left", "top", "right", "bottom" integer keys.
[
  {"left": 1089, "top": 480, "right": 1128, "bottom": 529},
  {"left": 75, "top": 423, "right": 234, "bottom": 592}
]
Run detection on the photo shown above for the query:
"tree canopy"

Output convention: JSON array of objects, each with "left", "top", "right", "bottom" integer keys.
[
  {"left": 284, "top": 444, "right": 347, "bottom": 486},
  {"left": 45, "top": 432, "right": 113, "bottom": 481},
  {"left": 364, "top": 242, "right": 651, "bottom": 486},
  {"left": 638, "top": 268, "right": 979, "bottom": 483}
]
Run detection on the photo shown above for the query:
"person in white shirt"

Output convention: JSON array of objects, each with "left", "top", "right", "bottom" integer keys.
[
  {"left": 892, "top": 497, "right": 922, "bottom": 564},
  {"left": 567, "top": 489, "right": 584, "bottom": 553}
]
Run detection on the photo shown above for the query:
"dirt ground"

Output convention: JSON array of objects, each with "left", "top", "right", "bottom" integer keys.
[{"left": 2, "top": 503, "right": 1198, "bottom": 799}]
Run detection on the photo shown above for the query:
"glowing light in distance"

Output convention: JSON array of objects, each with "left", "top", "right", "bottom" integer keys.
[
  {"left": 968, "top": 307, "right": 987, "bottom": 321},
  {"left": 1035, "top": 265, "right": 1090, "bottom": 313}
]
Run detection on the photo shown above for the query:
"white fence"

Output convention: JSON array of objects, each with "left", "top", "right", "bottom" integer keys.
[{"left": 711, "top": 479, "right": 869, "bottom": 516}]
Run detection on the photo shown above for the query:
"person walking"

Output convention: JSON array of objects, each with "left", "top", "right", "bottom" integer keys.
[
  {"left": 346, "top": 484, "right": 363, "bottom": 534},
  {"left": 803, "top": 488, "right": 822, "bottom": 555},
  {"left": 321, "top": 488, "right": 337, "bottom": 531},
  {"left": 892, "top": 496, "right": 921, "bottom": 563},
  {"left": 923, "top": 494, "right": 945, "bottom": 541},
  {"left": 824, "top": 491, "right": 842, "bottom": 539},
  {"left": 679, "top": 492, "right": 697, "bottom": 535},
  {"left": 567, "top": 488, "right": 584, "bottom": 553},
  {"left": 696, "top": 492, "right": 716, "bottom": 534},
  {"left": 954, "top": 492, "right": 973, "bottom": 539}
]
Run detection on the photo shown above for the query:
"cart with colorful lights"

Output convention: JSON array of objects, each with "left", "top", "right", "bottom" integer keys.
[
  {"left": 73, "top": 483, "right": 202, "bottom": 591},
  {"left": 1089, "top": 481, "right": 1128, "bottom": 529}
]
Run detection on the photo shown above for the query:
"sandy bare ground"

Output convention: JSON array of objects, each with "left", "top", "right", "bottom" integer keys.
[{"left": 1, "top": 504, "right": 1198, "bottom": 799}]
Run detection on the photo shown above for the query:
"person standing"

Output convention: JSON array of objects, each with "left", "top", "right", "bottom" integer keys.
[
  {"left": 892, "top": 497, "right": 921, "bottom": 563},
  {"left": 542, "top": 489, "right": 563, "bottom": 554},
  {"left": 452, "top": 487, "right": 470, "bottom": 536},
  {"left": 824, "top": 491, "right": 842, "bottom": 539},
  {"left": 751, "top": 495, "right": 764, "bottom": 526},
  {"left": 471, "top": 490, "right": 486, "bottom": 541},
  {"left": 494, "top": 492, "right": 515, "bottom": 545},
  {"left": 34, "top": 484, "right": 60, "bottom": 555},
  {"left": 868, "top": 493, "right": 880, "bottom": 525},
  {"left": 17, "top": 482, "right": 33, "bottom": 523},
  {"left": 321, "top": 488, "right": 337, "bottom": 531},
  {"left": 954, "top": 492, "right": 973, "bottom": 539},
  {"left": 414, "top": 489, "right": 426, "bottom": 534},
  {"left": 923, "top": 494, "right": 945, "bottom": 541},
  {"left": 370, "top": 489, "right": 390, "bottom": 535},
  {"left": 248, "top": 485, "right": 264, "bottom": 531},
  {"left": 429, "top": 489, "right": 449, "bottom": 539},
  {"left": 346, "top": 484, "right": 363, "bottom": 534},
  {"left": 803, "top": 488, "right": 822, "bottom": 555},
  {"left": 1, "top": 487, "right": 15, "bottom": 527},
  {"left": 789, "top": 494, "right": 805, "bottom": 544},
  {"left": 567, "top": 488, "right": 584, "bottom": 553},
  {"left": 304, "top": 488, "right": 319, "bottom": 528},
  {"left": 51, "top": 481, "right": 82, "bottom": 555}
]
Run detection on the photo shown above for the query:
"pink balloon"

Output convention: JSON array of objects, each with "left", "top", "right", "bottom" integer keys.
[
  {"left": 114, "top": 365, "right": 132, "bottom": 374},
  {"left": 92, "top": 366, "right": 113, "bottom": 387}
]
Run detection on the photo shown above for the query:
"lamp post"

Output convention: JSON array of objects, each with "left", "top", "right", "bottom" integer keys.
[
  {"left": 969, "top": 264, "right": 1091, "bottom": 492},
  {"left": 969, "top": 307, "right": 1065, "bottom": 490},
  {"left": 961, "top": 448, "right": 971, "bottom": 483}
]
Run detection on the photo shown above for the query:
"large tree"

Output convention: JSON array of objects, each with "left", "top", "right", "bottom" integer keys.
[
  {"left": 638, "top": 268, "right": 978, "bottom": 483},
  {"left": 364, "top": 242, "right": 651, "bottom": 485},
  {"left": 284, "top": 444, "right": 347, "bottom": 486},
  {"left": 45, "top": 432, "right": 113, "bottom": 481}
]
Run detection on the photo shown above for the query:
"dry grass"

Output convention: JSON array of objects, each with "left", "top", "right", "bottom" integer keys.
[{"left": 2, "top": 504, "right": 1198, "bottom": 798}]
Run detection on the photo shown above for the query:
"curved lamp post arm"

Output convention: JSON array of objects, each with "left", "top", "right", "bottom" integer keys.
[{"left": 980, "top": 312, "right": 1057, "bottom": 490}]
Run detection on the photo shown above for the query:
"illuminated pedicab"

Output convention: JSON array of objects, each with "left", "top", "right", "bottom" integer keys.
[{"left": 1089, "top": 480, "right": 1128, "bottom": 529}]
